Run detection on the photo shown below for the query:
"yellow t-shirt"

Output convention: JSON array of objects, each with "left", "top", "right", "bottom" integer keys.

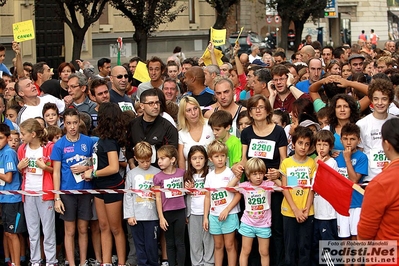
[{"left": 280, "top": 156, "right": 316, "bottom": 218}]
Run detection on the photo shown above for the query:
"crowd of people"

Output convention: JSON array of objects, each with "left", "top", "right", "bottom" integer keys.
[{"left": 0, "top": 35, "right": 398, "bottom": 266}]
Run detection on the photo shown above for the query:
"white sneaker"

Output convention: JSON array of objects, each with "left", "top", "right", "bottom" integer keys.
[{"left": 161, "top": 262, "right": 169, "bottom": 266}]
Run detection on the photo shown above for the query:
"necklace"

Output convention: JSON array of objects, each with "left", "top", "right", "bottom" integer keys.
[{"left": 66, "top": 134, "right": 80, "bottom": 143}]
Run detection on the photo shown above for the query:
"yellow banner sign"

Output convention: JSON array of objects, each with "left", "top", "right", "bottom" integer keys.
[
  {"left": 210, "top": 27, "right": 226, "bottom": 45},
  {"left": 133, "top": 61, "right": 151, "bottom": 83},
  {"left": 13, "top": 20, "right": 35, "bottom": 42}
]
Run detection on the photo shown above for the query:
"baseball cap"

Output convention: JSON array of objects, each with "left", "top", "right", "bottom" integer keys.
[{"left": 348, "top": 54, "right": 365, "bottom": 62}]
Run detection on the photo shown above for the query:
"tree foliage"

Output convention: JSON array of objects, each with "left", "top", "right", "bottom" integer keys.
[
  {"left": 205, "top": 0, "right": 239, "bottom": 29},
  {"left": 0, "top": 0, "right": 6, "bottom": 7},
  {"left": 111, "top": 0, "right": 186, "bottom": 60},
  {"left": 262, "top": 0, "right": 327, "bottom": 50},
  {"left": 54, "top": 0, "right": 108, "bottom": 62}
]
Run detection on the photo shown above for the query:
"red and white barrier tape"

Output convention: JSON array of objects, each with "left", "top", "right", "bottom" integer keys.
[{"left": 0, "top": 185, "right": 316, "bottom": 196}]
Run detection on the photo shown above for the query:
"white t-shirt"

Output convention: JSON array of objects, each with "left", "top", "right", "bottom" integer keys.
[
  {"left": 388, "top": 102, "right": 399, "bottom": 116},
  {"left": 313, "top": 157, "right": 338, "bottom": 220},
  {"left": 24, "top": 145, "right": 44, "bottom": 191},
  {"left": 204, "top": 167, "right": 240, "bottom": 216},
  {"left": 178, "top": 123, "right": 214, "bottom": 162},
  {"left": 189, "top": 173, "right": 206, "bottom": 215},
  {"left": 356, "top": 113, "right": 394, "bottom": 181},
  {"left": 18, "top": 94, "right": 65, "bottom": 125},
  {"left": 248, "top": 54, "right": 261, "bottom": 63}
]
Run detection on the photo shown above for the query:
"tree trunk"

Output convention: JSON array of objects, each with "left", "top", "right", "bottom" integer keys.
[
  {"left": 72, "top": 29, "right": 85, "bottom": 67},
  {"left": 213, "top": 12, "right": 227, "bottom": 29},
  {"left": 279, "top": 16, "right": 289, "bottom": 51},
  {"left": 294, "top": 20, "right": 305, "bottom": 51},
  {"left": 133, "top": 28, "right": 148, "bottom": 61}
]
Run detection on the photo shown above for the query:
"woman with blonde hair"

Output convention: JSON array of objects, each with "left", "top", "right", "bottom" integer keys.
[{"left": 177, "top": 96, "right": 214, "bottom": 169}]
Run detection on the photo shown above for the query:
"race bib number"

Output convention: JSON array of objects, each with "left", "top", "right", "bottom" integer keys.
[
  {"left": 211, "top": 190, "right": 229, "bottom": 207},
  {"left": 118, "top": 102, "right": 135, "bottom": 113},
  {"left": 248, "top": 139, "right": 276, "bottom": 160},
  {"left": 370, "top": 149, "right": 389, "bottom": 169},
  {"left": 27, "top": 158, "right": 43, "bottom": 175},
  {"left": 338, "top": 167, "right": 348, "bottom": 179},
  {"left": 164, "top": 177, "right": 184, "bottom": 198},
  {"left": 192, "top": 177, "right": 205, "bottom": 196},
  {"left": 134, "top": 175, "right": 154, "bottom": 199},
  {"left": 287, "top": 166, "right": 310, "bottom": 186},
  {"left": 245, "top": 189, "right": 269, "bottom": 213},
  {"left": 0, "top": 168, "right": 5, "bottom": 186}
]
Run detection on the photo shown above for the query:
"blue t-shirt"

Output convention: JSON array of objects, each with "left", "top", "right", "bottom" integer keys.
[
  {"left": 0, "top": 64, "right": 11, "bottom": 76},
  {"left": 0, "top": 145, "right": 22, "bottom": 203},
  {"left": 51, "top": 134, "right": 95, "bottom": 190},
  {"left": 335, "top": 150, "right": 368, "bottom": 208},
  {"left": 296, "top": 80, "right": 311, "bottom": 93}
]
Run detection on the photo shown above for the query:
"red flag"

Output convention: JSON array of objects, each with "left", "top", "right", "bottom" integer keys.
[{"left": 313, "top": 160, "right": 354, "bottom": 216}]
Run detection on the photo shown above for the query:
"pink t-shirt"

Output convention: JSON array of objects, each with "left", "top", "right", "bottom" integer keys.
[{"left": 239, "top": 180, "right": 273, "bottom": 228}]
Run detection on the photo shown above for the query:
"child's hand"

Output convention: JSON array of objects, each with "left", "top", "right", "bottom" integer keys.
[
  {"left": 36, "top": 158, "right": 47, "bottom": 170},
  {"left": 343, "top": 147, "right": 352, "bottom": 162},
  {"left": 302, "top": 207, "right": 309, "bottom": 219},
  {"left": 293, "top": 208, "right": 306, "bottom": 223},
  {"left": 17, "top": 158, "right": 29, "bottom": 171},
  {"left": 127, "top": 217, "right": 137, "bottom": 226},
  {"left": 203, "top": 217, "right": 209, "bottom": 231},
  {"left": 218, "top": 208, "right": 229, "bottom": 221},
  {"left": 184, "top": 180, "right": 193, "bottom": 189},
  {"left": 70, "top": 164, "right": 87, "bottom": 174},
  {"left": 331, "top": 151, "right": 340, "bottom": 158},
  {"left": 160, "top": 217, "right": 169, "bottom": 231}
]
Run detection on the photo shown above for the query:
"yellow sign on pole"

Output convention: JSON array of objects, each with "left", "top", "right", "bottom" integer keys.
[
  {"left": 13, "top": 20, "right": 35, "bottom": 42},
  {"left": 202, "top": 49, "right": 223, "bottom": 66},
  {"left": 210, "top": 27, "right": 226, "bottom": 46},
  {"left": 133, "top": 61, "right": 151, "bottom": 83}
]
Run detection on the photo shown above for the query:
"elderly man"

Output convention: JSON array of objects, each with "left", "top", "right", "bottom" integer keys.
[
  {"left": 249, "top": 44, "right": 261, "bottom": 63},
  {"left": 67, "top": 73, "right": 96, "bottom": 114},
  {"left": 300, "top": 45, "right": 316, "bottom": 64},
  {"left": 204, "top": 64, "right": 220, "bottom": 90},
  {"left": 16, "top": 78, "right": 65, "bottom": 124}
]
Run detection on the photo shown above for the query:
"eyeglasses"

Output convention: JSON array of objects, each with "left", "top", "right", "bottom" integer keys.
[
  {"left": 113, "top": 74, "right": 129, "bottom": 79},
  {"left": 272, "top": 77, "right": 287, "bottom": 83},
  {"left": 68, "top": 84, "right": 80, "bottom": 90},
  {"left": 250, "top": 105, "right": 266, "bottom": 111},
  {"left": 142, "top": 101, "right": 161, "bottom": 107},
  {"left": 5, "top": 87, "right": 15, "bottom": 91}
]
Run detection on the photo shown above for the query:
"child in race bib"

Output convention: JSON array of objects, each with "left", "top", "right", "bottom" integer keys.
[
  {"left": 154, "top": 145, "right": 186, "bottom": 266},
  {"left": 228, "top": 158, "right": 279, "bottom": 266},
  {"left": 183, "top": 145, "right": 214, "bottom": 266}
]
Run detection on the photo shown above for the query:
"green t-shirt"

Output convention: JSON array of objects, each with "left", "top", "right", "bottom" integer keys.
[{"left": 225, "top": 135, "right": 242, "bottom": 168}]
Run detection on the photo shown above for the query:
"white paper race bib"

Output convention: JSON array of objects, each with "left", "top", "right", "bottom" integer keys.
[
  {"left": 118, "top": 102, "right": 135, "bottom": 113},
  {"left": 287, "top": 166, "right": 310, "bottom": 186},
  {"left": 248, "top": 139, "right": 276, "bottom": 160},
  {"left": 245, "top": 189, "right": 269, "bottom": 213},
  {"left": 370, "top": 149, "right": 389, "bottom": 169},
  {"left": 151, "top": 145, "right": 156, "bottom": 164},
  {"left": 338, "top": 167, "right": 348, "bottom": 179},
  {"left": 92, "top": 153, "right": 98, "bottom": 171},
  {"left": 134, "top": 174, "right": 154, "bottom": 199},
  {"left": 71, "top": 158, "right": 92, "bottom": 183},
  {"left": 211, "top": 189, "right": 232, "bottom": 207},
  {"left": 192, "top": 176, "right": 205, "bottom": 196},
  {"left": 0, "top": 168, "right": 5, "bottom": 186},
  {"left": 27, "top": 158, "right": 43, "bottom": 175},
  {"left": 164, "top": 177, "right": 184, "bottom": 198}
]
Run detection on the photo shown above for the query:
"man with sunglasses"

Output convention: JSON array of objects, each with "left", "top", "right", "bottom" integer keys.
[{"left": 110, "top": 65, "right": 135, "bottom": 113}]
